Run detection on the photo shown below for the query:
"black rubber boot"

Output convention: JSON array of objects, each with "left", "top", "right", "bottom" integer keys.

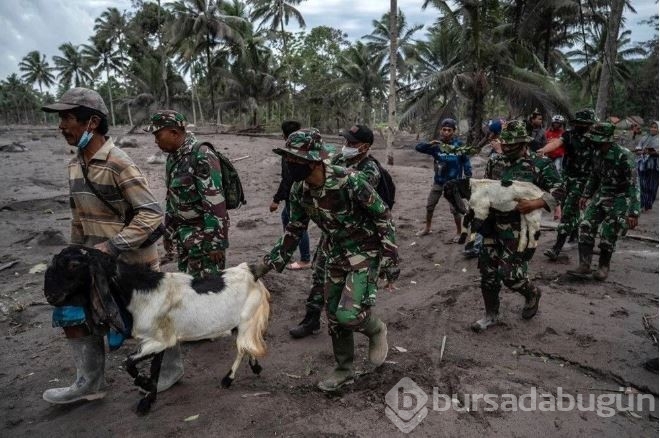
[
  {"left": 521, "top": 284, "right": 542, "bottom": 319},
  {"left": 593, "top": 246, "right": 613, "bottom": 281},
  {"left": 289, "top": 308, "right": 321, "bottom": 339},
  {"left": 544, "top": 233, "right": 567, "bottom": 261},
  {"left": 471, "top": 290, "right": 500, "bottom": 332},
  {"left": 318, "top": 327, "right": 355, "bottom": 392},
  {"left": 567, "top": 243, "right": 593, "bottom": 278}
]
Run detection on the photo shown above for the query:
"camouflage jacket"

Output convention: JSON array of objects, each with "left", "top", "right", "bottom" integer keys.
[
  {"left": 264, "top": 165, "right": 397, "bottom": 272},
  {"left": 331, "top": 154, "right": 381, "bottom": 188},
  {"left": 486, "top": 152, "right": 564, "bottom": 215},
  {"left": 582, "top": 143, "right": 641, "bottom": 216},
  {"left": 561, "top": 130, "right": 595, "bottom": 180},
  {"left": 164, "top": 133, "right": 228, "bottom": 250}
]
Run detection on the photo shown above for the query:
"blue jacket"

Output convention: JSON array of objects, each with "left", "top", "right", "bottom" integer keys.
[{"left": 415, "top": 138, "right": 472, "bottom": 185}]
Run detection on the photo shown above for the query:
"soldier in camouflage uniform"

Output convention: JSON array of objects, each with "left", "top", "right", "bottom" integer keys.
[
  {"left": 253, "top": 128, "right": 398, "bottom": 392},
  {"left": 472, "top": 121, "right": 564, "bottom": 332},
  {"left": 145, "top": 110, "right": 229, "bottom": 278},
  {"left": 567, "top": 122, "right": 640, "bottom": 281},
  {"left": 540, "top": 109, "right": 598, "bottom": 260},
  {"left": 289, "top": 125, "right": 399, "bottom": 339}
]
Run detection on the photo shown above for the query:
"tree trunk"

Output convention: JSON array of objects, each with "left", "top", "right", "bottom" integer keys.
[
  {"left": 386, "top": 0, "right": 397, "bottom": 165},
  {"left": 127, "top": 103, "right": 133, "bottom": 127},
  {"left": 191, "top": 83, "right": 197, "bottom": 125},
  {"left": 206, "top": 42, "right": 215, "bottom": 117},
  {"left": 595, "top": 0, "right": 624, "bottom": 120},
  {"left": 106, "top": 65, "right": 115, "bottom": 126}
]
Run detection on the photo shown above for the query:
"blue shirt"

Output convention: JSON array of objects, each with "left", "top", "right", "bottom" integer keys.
[{"left": 415, "top": 137, "right": 472, "bottom": 185}]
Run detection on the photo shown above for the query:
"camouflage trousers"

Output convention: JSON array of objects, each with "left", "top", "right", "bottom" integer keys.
[
  {"left": 556, "top": 177, "right": 587, "bottom": 237},
  {"left": 306, "top": 236, "right": 396, "bottom": 315},
  {"left": 325, "top": 250, "right": 381, "bottom": 330},
  {"left": 479, "top": 228, "right": 537, "bottom": 305},
  {"left": 177, "top": 239, "right": 226, "bottom": 279},
  {"left": 578, "top": 196, "right": 629, "bottom": 252}
]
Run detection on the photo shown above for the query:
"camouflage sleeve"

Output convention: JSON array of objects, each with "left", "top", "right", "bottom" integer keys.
[
  {"left": 582, "top": 166, "right": 599, "bottom": 199},
  {"left": 109, "top": 165, "right": 164, "bottom": 252},
  {"left": 264, "top": 182, "right": 310, "bottom": 272},
  {"left": 624, "top": 150, "right": 641, "bottom": 216},
  {"left": 535, "top": 159, "right": 564, "bottom": 211},
  {"left": 357, "top": 158, "right": 381, "bottom": 188},
  {"left": 193, "top": 145, "right": 228, "bottom": 249},
  {"left": 352, "top": 175, "right": 397, "bottom": 263},
  {"left": 69, "top": 196, "right": 84, "bottom": 244}
]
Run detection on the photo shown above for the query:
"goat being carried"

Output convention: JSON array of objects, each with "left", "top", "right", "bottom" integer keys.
[
  {"left": 444, "top": 177, "right": 545, "bottom": 253},
  {"left": 44, "top": 246, "right": 270, "bottom": 415}
]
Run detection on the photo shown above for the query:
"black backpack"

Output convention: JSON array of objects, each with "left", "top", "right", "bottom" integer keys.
[
  {"left": 358, "top": 156, "right": 396, "bottom": 209},
  {"left": 194, "top": 142, "right": 246, "bottom": 209}
]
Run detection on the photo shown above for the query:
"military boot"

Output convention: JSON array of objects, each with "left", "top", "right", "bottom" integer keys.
[
  {"left": 43, "top": 335, "right": 106, "bottom": 404},
  {"left": 318, "top": 328, "right": 355, "bottom": 392},
  {"left": 289, "top": 308, "right": 321, "bottom": 339},
  {"left": 521, "top": 284, "right": 542, "bottom": 319},
  {"left": 567, "top": 243, "right": 593, "bottom": 278},
  {"left": 592, "top": 246, "right": 613, "bottom": 281},
  {"left": 471, "top": 290, "right": 500, "bottom": 332},
  {"left": 543, "top": 233, "right": 568, "bottom": 261},
  {"left": 358, "top": 316, "right": 389, "bottom": 366}
]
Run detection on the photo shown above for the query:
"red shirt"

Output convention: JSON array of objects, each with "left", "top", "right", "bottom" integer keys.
[{"left": 545, "top": 127, "right": 565, "bottom": 159}]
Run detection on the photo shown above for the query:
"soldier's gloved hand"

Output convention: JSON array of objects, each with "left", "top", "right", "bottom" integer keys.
[{"left": 250, "top": 263, "right": 271, "bottom": 280}]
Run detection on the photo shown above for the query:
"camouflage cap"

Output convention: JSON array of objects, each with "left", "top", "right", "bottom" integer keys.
[
  {"left": 572, "top": 108, "right": 598, "bottom": 124},
  {"left": 273, "top": 128, "right": 332, "bottom": 162},
  {"left": 500, "top": 120, "right": 533, "bottom": 144},
  {"left": 41, "top": 87, "right": 109, "bottom": 116},
  {"left": 584, "top": 122, "right": 615, "bottom": 143},
  {"left": 144, "top": 110, "right": 187, "bottom": 133}
]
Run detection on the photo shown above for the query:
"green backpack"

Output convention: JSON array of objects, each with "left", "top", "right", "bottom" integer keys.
[{"left": 194, "top": 142, "right": 246, "bottom": 209}]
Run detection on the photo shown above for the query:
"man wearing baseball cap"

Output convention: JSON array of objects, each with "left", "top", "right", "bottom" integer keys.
[
  {"left": 41, "top": 89, "right": 185, "bottom": 403},
  {"left": 253, "top": 128, "right": 398, "bottom": 392},
  {"left": 145, "top": 110, "right": 229, "bottom": 278},
  {"left": 568, "top": 122, "right": 640, "bottom": 281}
]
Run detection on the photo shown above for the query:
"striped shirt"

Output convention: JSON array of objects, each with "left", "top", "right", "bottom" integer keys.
[{"left": 68, "top": 138, "right": 163, "bottom": 267}]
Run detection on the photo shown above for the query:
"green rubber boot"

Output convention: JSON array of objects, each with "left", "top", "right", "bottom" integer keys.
[
  {"left": 318, "top": 328, "right": 355, "bottom": 392},
  {"left": 358, "top": 316, "right": 389, "bottom": 366}
]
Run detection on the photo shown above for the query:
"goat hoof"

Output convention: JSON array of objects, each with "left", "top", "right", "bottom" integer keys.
[
  {"left": 250, "top": 362, "right": 263, "bottom": 375},
  {"left": 134, "top": 374, "right": 151, "bottom": 390},
  {"left": 136, "top": 398, "right": 152, "bottom": 415},
  {"left": 221, "top": 375, "right": 233, "bottom": 388}
]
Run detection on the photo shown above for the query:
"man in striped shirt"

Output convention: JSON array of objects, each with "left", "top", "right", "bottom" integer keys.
[{"left": 41, "top": 87, "right": 183, "bottom": 404}]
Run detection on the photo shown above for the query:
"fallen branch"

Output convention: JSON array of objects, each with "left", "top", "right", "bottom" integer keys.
[
  {"left": 0, "top": 260, "right": 18, "bottom": 272},
  {"left": 231, "top": 155, "right": 250, "bottom": 163},
  {"left": 642, "top": 314, "right": 658, "bottom": 345},
  {"left": 439, "top": 335, "right": 447, "bottom": 362}
]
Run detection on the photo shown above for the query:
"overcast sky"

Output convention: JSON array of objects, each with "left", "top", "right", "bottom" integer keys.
[{"left": 0, "top": 0, "right": 657, "bottom": 81}]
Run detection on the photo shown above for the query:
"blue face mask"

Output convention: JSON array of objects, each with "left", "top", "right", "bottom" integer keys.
[{"left": 76, "top": 120, "right": 94, "bottom": 150}]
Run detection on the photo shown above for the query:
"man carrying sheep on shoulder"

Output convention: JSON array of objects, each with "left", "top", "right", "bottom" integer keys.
[
  {"left": 470, "top": 120, "right": 564, "bottom": 332},
  {"left": 253, "top": 128, "right": 398, "bottom": 392}
]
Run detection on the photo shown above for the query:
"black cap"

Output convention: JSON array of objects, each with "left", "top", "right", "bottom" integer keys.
[
  {"left": 340, "top": 125, "right": 374, "bottom": 145},
  {"left": 440, "top": 118, "right": 457, "bottom": 129}
]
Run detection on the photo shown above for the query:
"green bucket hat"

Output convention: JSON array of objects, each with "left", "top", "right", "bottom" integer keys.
[
  {"left": 571, "top": 108, "right": 598, "bottom": 125},
  {"left": 144, "top": 110, "right": 187, "bottom": 133},
  {"left": 273, "top": 128, "right": 332, "bottom": 162},
  {"left": 500, "top": 120, "right": 533, "bottom": 144},
  {"left": 584, "top": 122, "right": 615, "bottom": 143}
]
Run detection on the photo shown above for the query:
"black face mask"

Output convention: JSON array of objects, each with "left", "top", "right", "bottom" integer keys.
[{"left": 287, "top": 161, "right": 312, "bottom": 182}]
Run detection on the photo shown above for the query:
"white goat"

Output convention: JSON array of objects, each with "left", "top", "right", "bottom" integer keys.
[
  {"left": 444, "top": 178, "right": 545, "bottom": 252},
  {"left": 44, "top": 246, "right": 270, "bottom": 415}
]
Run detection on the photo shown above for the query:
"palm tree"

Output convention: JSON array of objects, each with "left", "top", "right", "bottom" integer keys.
[
  {"left": 94, "top": 7, "right": 129, "bottom": 64},
  {"left": 18, "top": 51, "right": 56, "bottom": 94},
  {"left": 53, "top": 43, "right": 92, "bottom": 89},
  {"left": 82, "top": 37, "right": 127, "bottom": 125},
  {"left": 334, "top": 41, "right": 387, "bottom": 124},
  {"left": 249, "top": 0, "right": 306, "bottom": 115},
  {"left": 363, "top": 8, "right": 422, "bottom": 83},
  {"left": 169, "top": 0, "right": 246, "bottom": 118},
  {"left": 403, "top": 0, "right": 569, "bottom": 143}
]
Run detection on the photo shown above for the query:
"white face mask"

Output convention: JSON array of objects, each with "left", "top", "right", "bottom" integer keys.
[{"left": 341, "top": 145, "right": 361, "bottom": 158}]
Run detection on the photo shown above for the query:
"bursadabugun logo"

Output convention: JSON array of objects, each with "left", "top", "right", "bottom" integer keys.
[{"left": 384, "top": 377, "right": 428, "bottom": 433}]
